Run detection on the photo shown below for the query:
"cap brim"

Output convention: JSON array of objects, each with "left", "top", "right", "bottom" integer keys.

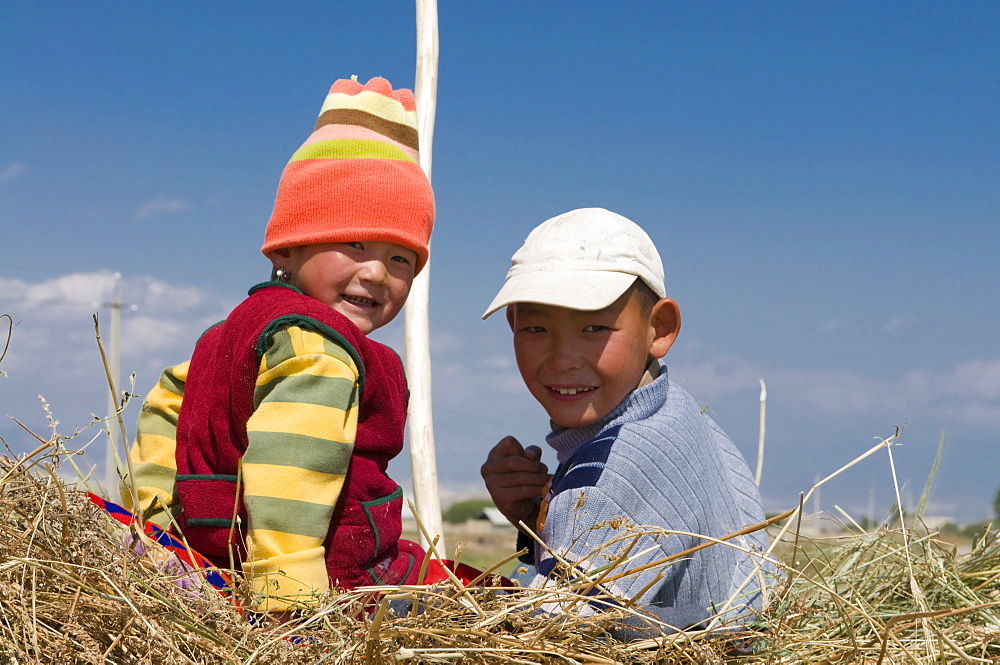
[{"left": 482, "top": 271, "right": 637, "bottom": 319}]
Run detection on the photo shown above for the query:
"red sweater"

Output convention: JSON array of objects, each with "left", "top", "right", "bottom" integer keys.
[{"left": 173, "top": 282, "right": 424, "bottom": 588}]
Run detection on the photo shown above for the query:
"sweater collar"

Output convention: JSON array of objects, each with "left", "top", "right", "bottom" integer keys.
[
  {"left": 248, "top": 280, "right": 303, "bottom": 296},
  {"left": 545, "top": 361, "right": 670, "bottom": 465}
]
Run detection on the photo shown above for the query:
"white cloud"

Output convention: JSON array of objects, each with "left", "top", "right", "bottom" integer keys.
[
  {"left": 956, "top": 401, "right": 1000, "bottom": 428},
  {"left": 124, "top": 315, "right": 198, "bottom": 356},
  {"left": 0, "top": 162, "right": 27, "bottom": 182},
  {"left": 20, "top": 271, "right": 118, "bottom": 310},
  {"left": 673, "top": 356, "right": 1000, "bottom": 431},
  {"left": 942, "top": 359, "right": 1000, "bottom": 401},
  {"left": 670, "top": 356, "right": 761, "bottom": 401},
  {"left": 133, "top": 197, "right": 192, "bottom": 221},
  {"left": 1, "top": 271, "right": 233, "bottom": 445},
  {"left": 0, "top": 277, "right": 27, "bottom": 297},
  {"left": 137, "top": 277, "right": 221, "bottom": 315},
  {"left": 428, "top": 332, "right": 467, "bottom": 354}
]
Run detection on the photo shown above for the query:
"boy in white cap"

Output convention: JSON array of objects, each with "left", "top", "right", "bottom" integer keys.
[{"left": 481, "top": 208, "right": 771, "bottom": 636}]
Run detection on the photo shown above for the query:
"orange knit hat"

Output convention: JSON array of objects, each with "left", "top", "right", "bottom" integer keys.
[{"left": 261, "top": 77, "right": 435, "bottom": 273}]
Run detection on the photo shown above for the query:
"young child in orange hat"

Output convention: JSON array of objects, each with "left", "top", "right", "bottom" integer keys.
[{"left": 120, "top": 76, "right": 436, "bottom": 618}]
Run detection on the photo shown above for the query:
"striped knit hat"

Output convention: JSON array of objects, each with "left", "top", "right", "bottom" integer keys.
[{"left": 262, "top": 77, "right": 435, "bottom": 273}]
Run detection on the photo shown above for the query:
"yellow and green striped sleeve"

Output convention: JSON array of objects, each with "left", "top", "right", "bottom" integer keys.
[
  {"left": 121, "top": 362, "right": 189, "bottom": 528},
  {"left": 241, "top": 324, "right": 360, "bottom": 611}
]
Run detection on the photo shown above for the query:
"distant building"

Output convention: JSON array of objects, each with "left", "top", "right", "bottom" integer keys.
[{"left": 477, "top": 507, "right": 511, "bottom": 528}]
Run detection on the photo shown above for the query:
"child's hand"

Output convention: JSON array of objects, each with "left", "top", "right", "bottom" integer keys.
[{"left": 480, "top": 436, "right": 551, "bottom": 530}]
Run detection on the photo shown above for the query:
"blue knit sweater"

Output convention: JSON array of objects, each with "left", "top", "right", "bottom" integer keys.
[{"left": 523, "top": 364, "right": 771, "bottom": 634}]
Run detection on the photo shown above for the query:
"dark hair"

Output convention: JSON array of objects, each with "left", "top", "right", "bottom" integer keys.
[{"left": 630, "top": 278, "right": 660, "bottom": 317}]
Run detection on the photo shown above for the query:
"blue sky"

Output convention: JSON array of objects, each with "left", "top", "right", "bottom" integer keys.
[{"left": 2, "top": 2, "right": 998, "bottom": 524}]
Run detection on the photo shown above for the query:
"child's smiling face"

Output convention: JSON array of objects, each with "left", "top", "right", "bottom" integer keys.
[
  {"left": 279, "top": 241, "right": 417, "bottom": 334},
  {"left": 507, "top": 288, "right": 680, "bottom": 429}
]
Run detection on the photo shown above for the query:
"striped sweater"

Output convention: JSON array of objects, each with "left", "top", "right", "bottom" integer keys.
[
  {"left": 525, "top": 364, "right": 772, "bottom": 634},
  {"left": 122, "top": 282, "right": 421, "bottom": 611}
]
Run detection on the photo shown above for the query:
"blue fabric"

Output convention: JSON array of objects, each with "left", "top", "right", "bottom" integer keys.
[
  {"left": 548, "top": 426, "right": 619, "bottom": 493},
  {"left": 530, "top": 364, "right": 772, "bottom": 632},
  {"left": 89, "top": 493, "right": 234, "bottom": 593}
]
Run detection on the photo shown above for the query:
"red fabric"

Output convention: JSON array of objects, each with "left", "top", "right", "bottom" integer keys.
[
  {"left": 172, "top": 283, "right": 424, "bottom": 587},
  {"left": 87, "top": 492, "right": 235, "bottom": 594},
  {"left": 421, "top": 559, "right": 513, "bottom": 588},
  {"left": 90, "top": 493, "right": 508, "bottom": 607}
]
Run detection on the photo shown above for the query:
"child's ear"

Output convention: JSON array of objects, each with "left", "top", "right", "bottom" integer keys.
[
  {"left": 265, "top": 248, "right": 292, "bottom": 265},
  {"left": 648, "top": 298, "right": 681, "bottom": 359}
]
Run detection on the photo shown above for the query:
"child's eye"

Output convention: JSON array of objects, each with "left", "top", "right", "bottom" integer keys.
[
  {"left": 521, "top": 326, "right": 546, "bottom": 334},
  {"left": 345, "top": 241, "right": 364, "bottom": 250},
  {"left": 583, "top": 325, "right": 611, "bottom": 333},
  {"left": 390, "top": 254, "right": 411, "bottom": 265}
]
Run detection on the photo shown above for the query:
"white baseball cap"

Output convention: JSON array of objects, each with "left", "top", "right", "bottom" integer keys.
[{"left": 482, "top": 208, "right": 665, "bottom": 319}]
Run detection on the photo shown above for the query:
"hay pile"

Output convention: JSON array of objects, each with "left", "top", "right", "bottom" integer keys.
[{"left": 1, "top": 431, "right": 998, "bottom": 663}]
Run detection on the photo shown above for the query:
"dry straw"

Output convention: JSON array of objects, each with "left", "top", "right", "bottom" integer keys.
[
  {"left": 1, "top": 319, "right": 998, "bottom": 663},
  {"left": 3, "top": 424, "right": 998, "bottom": 663}
]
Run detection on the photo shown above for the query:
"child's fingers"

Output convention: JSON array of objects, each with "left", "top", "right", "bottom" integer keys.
[
  {"left": 486, "top": 435, "right": 525, "bottom": 461},
  {"left": 481, "top": 457, "right": 548, "bottom": 486},
  {"left": 486, "top": 454, "right": 548, "bottom": 479},
  {"left": 523, "top": 445, "right": 542, "bottom": 461},
  {"left": 483, "top": 437, "right": 546, "bottom": 476},
  {"left": 481, "top": 437, "right": 548, "bottom": 519}
]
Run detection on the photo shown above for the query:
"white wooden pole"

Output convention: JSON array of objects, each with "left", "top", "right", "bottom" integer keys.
[
  {"left": 407, "top": 0, "right": 445, "bottom": 552},
  {"left": 105, "top": 272, "right": 122, "bottom": 491},
  {"left": 755, "top": 378, "right": 766, "bottom": 486}
]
